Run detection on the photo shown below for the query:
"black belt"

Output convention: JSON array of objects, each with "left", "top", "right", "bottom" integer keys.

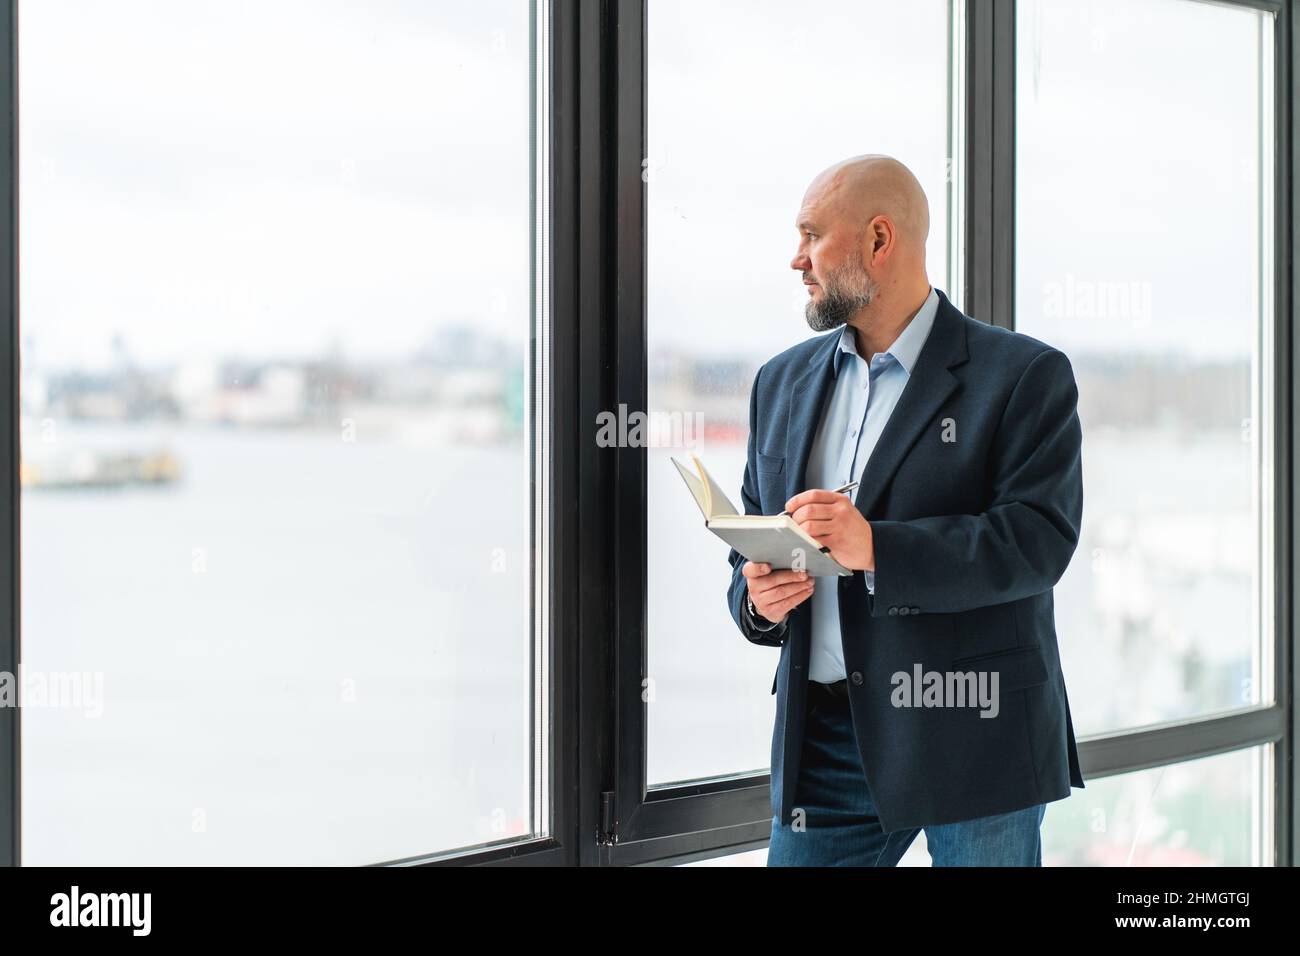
[{"left": 808, "top": 678, "right": 851, "bottom": 713}]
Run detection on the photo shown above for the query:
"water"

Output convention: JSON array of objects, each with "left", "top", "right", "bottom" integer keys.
[
  {"left": 22, "top": 423, "right": 531, "bottom": 865},
  {"left": 20, "top": 423, "right": 1262, "bottom": 863}
]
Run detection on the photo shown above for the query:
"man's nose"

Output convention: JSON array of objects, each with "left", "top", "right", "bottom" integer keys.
[{"left": 790, "top": 250, "right": 809, "bottom": 272}]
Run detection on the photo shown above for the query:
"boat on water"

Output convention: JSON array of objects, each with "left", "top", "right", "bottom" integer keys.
[{"left": 19, "top": 447, "right": 182, "bottom": 490}]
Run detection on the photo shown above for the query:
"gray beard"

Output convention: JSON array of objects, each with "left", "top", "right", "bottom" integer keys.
[{"left": 805, "top": 280, "right": 876, "bottom": 332}]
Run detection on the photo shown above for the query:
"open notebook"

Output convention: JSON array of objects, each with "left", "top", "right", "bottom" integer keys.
[{"left": 671, "top": 452, "right": 852, "bottom": 577}]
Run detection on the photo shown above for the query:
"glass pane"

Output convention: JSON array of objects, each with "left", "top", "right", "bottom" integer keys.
[
  {"left": 19, "top": 0, "right": 545, "bottom": 864},
  {"left": 882, "top": 746, "right": 1271, "bottom": 866},
  {"left": 1016, "top": 0, "right": 1274, "bottom": 735},
  {"left": 1042, "top": 747, "right": 1271, "bottom": 866},
  {"left": 647, "top": 0, "right": 961, "bottom": 784},
  {"left": 685, "top": 746, "right": 1272, "bottom": 867}
]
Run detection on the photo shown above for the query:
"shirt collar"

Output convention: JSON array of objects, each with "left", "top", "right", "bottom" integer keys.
[{"left": 832, "top": 285, "right": 939, "bottom": 378}]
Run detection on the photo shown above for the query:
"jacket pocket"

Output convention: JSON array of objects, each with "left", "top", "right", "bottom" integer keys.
[{"left": 948, "top": 644, "right": 1048, "bottom": 695}]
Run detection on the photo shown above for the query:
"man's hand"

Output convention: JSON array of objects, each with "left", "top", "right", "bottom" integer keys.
[
  {"left": 742, "top": 562, "right": 815, "bottom": 625},
  {"left": 784, "top": 489, "right": 875, "bottom": 571}
]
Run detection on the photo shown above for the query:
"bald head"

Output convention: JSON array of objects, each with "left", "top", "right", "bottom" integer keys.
[
  {"left": 808, "top": 154, "right": 929, "bottom": 253},
  {"left": 791, "top": 154, "right": 933, "bottom": 341}
]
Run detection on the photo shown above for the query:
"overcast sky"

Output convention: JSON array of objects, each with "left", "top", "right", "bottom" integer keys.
[
  {"left": 18, "top": 0, "right": 1272, "bottom": 372},
  {"left": 20, "top": 0, "right": 532, "bottom": 371},
  {"left": 648, "top": 0, "right": 1271, "bottom": 364}
]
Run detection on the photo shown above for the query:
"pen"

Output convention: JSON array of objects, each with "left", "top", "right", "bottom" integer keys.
[{"left": 780, "top": 480, "right": 859, "bottom": 517}]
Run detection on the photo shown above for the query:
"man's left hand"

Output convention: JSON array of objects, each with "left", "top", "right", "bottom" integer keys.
[{"left": 784, "top": 489, "right": 874, "bottom": 572}]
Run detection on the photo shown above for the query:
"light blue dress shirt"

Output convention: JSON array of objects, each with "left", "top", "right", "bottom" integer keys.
[{"left": 805, "top": 286, "right": 940, "bottom": 683}]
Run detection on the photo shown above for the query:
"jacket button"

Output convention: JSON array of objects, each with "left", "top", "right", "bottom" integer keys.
[
  {"left": 850, "top": 671, "right": 863, "bottom": 685},
  {"left": 910, "top": 606, "right": 920, "bottom": 614},
  {"left": 888, "top": 606, "right": 898, "bottom": 615},
  {"left": 898, "top": 606, "right": 910, "bottom": 616}
]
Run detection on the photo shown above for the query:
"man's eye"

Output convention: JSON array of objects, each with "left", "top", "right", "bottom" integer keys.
[{"left": 806, "top": 233, "right": 817, "bottom": 240}]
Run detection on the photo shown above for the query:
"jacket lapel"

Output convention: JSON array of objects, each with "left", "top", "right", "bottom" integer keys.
[
  {"left": 782, "top": 288, "right": 970, "bottom": 518},
  {"left": 852, "top": 288, "right": 968, "bottom": 519},
  {"left": 774, "top": 289, "right": 970, "bottom": 649},
  {"left": 784, "top": 330, "right": 841, "bottom": 507}
]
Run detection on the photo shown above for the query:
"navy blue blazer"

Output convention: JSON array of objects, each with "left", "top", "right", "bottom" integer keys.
[{"left": 727, "top": 287, "right": 1085, "bottom": 832}]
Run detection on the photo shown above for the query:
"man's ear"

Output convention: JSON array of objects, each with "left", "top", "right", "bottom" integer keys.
[{"left": 866, "top": 215, "right": 893, "bottom": 266}]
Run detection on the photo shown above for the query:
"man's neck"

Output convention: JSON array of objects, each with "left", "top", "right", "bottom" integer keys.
[{"left": 849, "top": 284, "right": 932, "bottom": 363}]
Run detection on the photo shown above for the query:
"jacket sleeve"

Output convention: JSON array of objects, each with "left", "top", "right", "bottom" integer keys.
[
  {"left": 726, "top": 362, "right": 788, "bottom": 646},
  {"left": 867, "top": 347, "right": 1083, "bottom": 616}
]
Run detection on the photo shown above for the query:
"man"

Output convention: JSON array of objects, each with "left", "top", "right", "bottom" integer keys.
[{"left": 726, "top": 154, "right": 1085, "bottom": 866}]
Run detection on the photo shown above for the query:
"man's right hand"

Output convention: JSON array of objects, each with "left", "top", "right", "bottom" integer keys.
[{"left": 742, "top": 562, "right": 816, "bottom": 625}]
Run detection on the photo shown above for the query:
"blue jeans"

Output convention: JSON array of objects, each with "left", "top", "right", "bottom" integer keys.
[{"left": 767, "top": 690, "right": 1046, "bottom": 866}]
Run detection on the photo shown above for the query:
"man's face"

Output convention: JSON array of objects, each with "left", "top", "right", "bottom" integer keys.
[{"left": 791, "top": 192, "right": 877, "bottom": 332}]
